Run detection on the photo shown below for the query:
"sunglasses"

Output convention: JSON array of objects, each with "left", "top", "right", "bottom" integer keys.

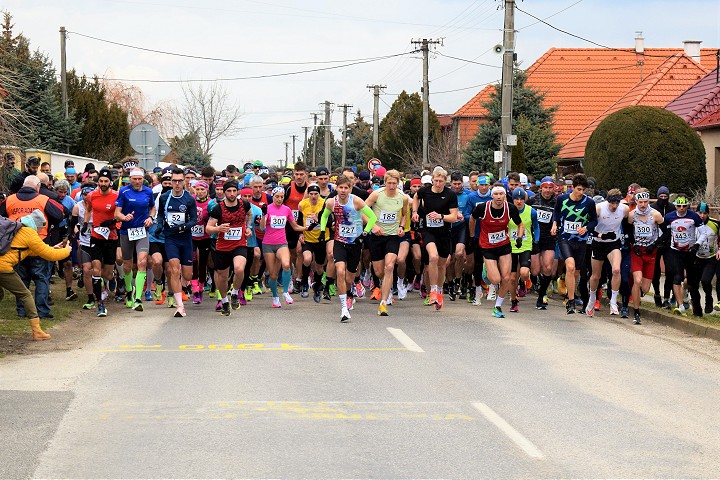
[{"left": 171, "top": 179, "right": 184, "bottom": 183}]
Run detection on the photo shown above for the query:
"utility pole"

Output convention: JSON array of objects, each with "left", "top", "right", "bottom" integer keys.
[
  {"left": 290, "top": 134, "right": 298, "bottom": 165},
  {"left": 367, "top": 84, "right": 385, "bottom": 151},
  {"left": 284, "top": 142, "right": 289, "bottom": 169},
  {"left": 499, "top": 0, "right": 516, "bottom": 178},
  {"left": 311, "top": 113, "right": 318, "bottom": 168},
  {"left": 324, "top": 100, "right": 332, "bottom": 169},
  {"left": 60, "top": 26, "right": 68, "bottom": 120},
  {"left": 412, "top": 38, "right": 443, "bottom": 166},
  {"left": 338, "top": 104, "right": 352, "bottom": 168},
  {"left": 302, "top": 127, "right": 310, "bottom": 162}
]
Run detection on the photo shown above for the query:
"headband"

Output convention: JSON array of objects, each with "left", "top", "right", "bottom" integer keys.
[
  {"left": 491, "top": 186, "right": 506, "bottom": 195},
  {"left": 635, "top": 191, "right": 650, "bottom": 201},
  {"left": 194, "top": 181, "right": 209, "bottom": 190},
  {"left": 272, "top": 186, "right": 285, "bottom": 196},
  {"left": 240, "top": 188, "right": 253, "bottom": 196},
  {"left": 410, "top": 178, "right": 422, "bottom": 186}
]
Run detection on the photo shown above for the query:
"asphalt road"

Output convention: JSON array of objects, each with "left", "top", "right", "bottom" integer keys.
[{"left": 2, "top": 288, "right": 720, "bottom": 479}]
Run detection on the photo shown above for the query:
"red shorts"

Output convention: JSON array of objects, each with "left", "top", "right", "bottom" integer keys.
[{"left": 630, "top": 248, "right": 656, "bottom": 278}]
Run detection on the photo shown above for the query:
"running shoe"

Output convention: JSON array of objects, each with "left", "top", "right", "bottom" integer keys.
[
  {"left": 82, "top": 300, "right": 96, "bottom": 310},
  {"left": 190, "top": 291, "right": 200, "bottom": 304},
  {"left": 435, "top": 292, "right": 443, "bottom": 310},
  {"left": 252, "top": 280, "right": 263, "bottom": 295},
  {"left": 220, "top": 303, "right": 231, "bottom": 316},
  {"left": 412, "top": 276, "right": 421, "bottom": 292},
  {"left": 153, "top": 284, "right": 163, "bottom": 302},
  {"left": 370, "top": 287, "right": 382, "bottom": 301},
  {"left": 633, "top": 311, "right": 641, "bottom": 325},
  {"left": 429, "top": 291, "right": 438, "bottom": 305},
  {"left": 397, "top": 280, "right": 407, "bottom": 300},
  {"left": 594, "top": 299, "right": 601, "bottom": 311},
  {"left": 423, "top": 295, "right": 431, "bottom": 306},
  {"left": 167, "top": 296, "right": 176, "bottom": 308},
  {"left": 510, "top": 299, "right": 519, "bottom": 313},
  {"left": 386, "top": 293, "right": 394, "bottom": 305},
  {"left": 283, "top": 292, "right": 294, "bottom": 305},
  {"left": 174, "top": 307, "right": 186, "bottom": 318},
  {"left": 492, "top": 307, "right": 505, "bottom": 318},
  {"left": 378, "top": 302, "right": 388, "bottom": 316},
  {"left": 362, "top": 269, "right": 372, "bottom": 288},
  {"left": 566, "top": 302, "right": 575, "bottom": 314},
  {"left": 672, "top": 307, "right": 687, "bottom": 317},
  {"left": 231, "top": 293, "right": 240, "bottom": 310},
  {"left": 328, "top": 283, "right": 337, "bottom": 297},
  {"left": 536, "top": 297, "right": 547, "bottom": 310},
  {"left": 354, "top": 281, "right": 365, "bottom": 298},
  {"left": 181, "top": 289, "right": 189, "bottom": 302},
  {"left": 313, "top": 286, "right": 321, "bottom": 303},
  {"left": 144, "top": 290, "right": 152, "bottom": 302},
  {"left": 346, "top": 296, "right": 354, "bottom": 311},
  {"left": 108, "top": 278, "right": 117, "bottom": 293},
  {"left": 472, "top": 287, "right": 482, "bottom": 306},
  {"left": 97, "top": 303, "right": 107, "bottom": 317},
  {"left": 272, "top": 297, "right": 282, "bottom": 308},
  {"left": 125, "top": 292, "right": 133, "bottom": 308},
  {"left": 620, "top": 306, "right": 629, "bottom": 318},
  {"left": 341, "top": 306, "right": 351, "bottom": 322},
  {"left": 448, "top": 287, "right": 456, "bottom": 301},
  {"left": 715, "top": 301, "right": 720, "bottom": 312},
  {"left": 487, "top": 284, "right": 497, "bottom": 301},
  {"left": 662, "top": 299, "right": 671, "bottom": 309},
  {"left": 215, "top": 300, "right": 222, "bottom": 312},
  {"left": 323, "top": 286, "right": 331, "bottom": 301},
  {"left": 654, "top": 294, "right": 662, "bottom": 307},
  {"left": 65, "top": 289, "right": 78, "bottom": 301},
  {"left": 557, "top": 277, "right": 567, "bottom": 296},
  {"left": 610, "top": 303, "right": 619, "bottom": 315},
  {"left": 517, "top": 283, "right": 527, "bottom": 298},
  {"left": 705, "top": 302, "right": 714, "bottom": 315},
  {"left": 245, "top": 286, "right": 253, "bottom": 302},
  {"left": 301, "top": 285, "right": 309, "bottom": 298},
  {"left": 585, "top": 303, "right": 595, "bottom": 316},
  {"left": 132, "top": 300, "right": 144, "bottom": 312},
  {"left": 238, "top": 290, "right": 247, "bottom": 306}
]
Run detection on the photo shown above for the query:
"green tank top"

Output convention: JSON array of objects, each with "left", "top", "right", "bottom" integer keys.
[
  {"left": 509, "top": 205, "right": 533, "bottom": 253},
  {"left": 373, "top": 187, "right": 404, "bottom": 236}
]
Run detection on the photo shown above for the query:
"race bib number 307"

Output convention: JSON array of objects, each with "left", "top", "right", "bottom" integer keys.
[{"left": 270, "top": 216, "right": 287, "bottom": 228}]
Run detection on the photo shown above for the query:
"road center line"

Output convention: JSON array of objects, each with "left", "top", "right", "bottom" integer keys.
[
  {"left": 472, "top": 402, "right": 544, "bottom": 459},
  {"left": 387, "top": 327, "right": 424, "bottom": 353}
]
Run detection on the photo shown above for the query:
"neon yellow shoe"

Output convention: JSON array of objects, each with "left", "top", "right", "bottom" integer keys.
[{"left": 378, "top": 302, "right": 388, "bottom": 316}]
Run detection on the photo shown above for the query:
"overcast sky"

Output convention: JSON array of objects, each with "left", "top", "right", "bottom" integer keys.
[{"left": 4, "top": 0, "right": 719, "bottom": 170}]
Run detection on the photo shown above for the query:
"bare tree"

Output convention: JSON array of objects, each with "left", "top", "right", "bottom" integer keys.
[
  {"left": 173, "top": 82, "right": 243, "bottom": 156},
  {"left": 102, "top": 79, "right": 174, "bottom": 139}
]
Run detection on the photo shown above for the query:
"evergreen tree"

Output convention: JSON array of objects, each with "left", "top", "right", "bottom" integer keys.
[
  {"left": 378, "top": 91, "right": 440, "bottom": 170},
  {"left": 511, "top": 136, "right": 526, "bottom": 173},
  {"left": 66, "top": 70, "right": 132, "bottom": 162},
  {"left": 462, "top": 69, "right": 560, "bottom": 177},
  {"left": 0, "top": 12, "right": 80, "bottom": 151},
  {"left": 170, "top": 131, "right": 212, "bottom": 169},
  {"left": 304, "top": 121, "right": 341, "bottom": 168},
  {"left": 345, "top": 110, "right": 373, "bottom": 168}
]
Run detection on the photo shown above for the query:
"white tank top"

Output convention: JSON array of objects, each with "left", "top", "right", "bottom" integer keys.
[
  {"left": 595, "top": 202, "right": 626, "bottom": 242},
  {"left": 77, "top": 201, "right": 92, "bottom": 248},
  {"left": 633, "top": 207, "right": 659, "bottom": 247}
]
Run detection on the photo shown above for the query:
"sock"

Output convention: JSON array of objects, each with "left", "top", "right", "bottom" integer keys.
[
  {"left": 231, "top": 288, "right": 238, "bottom": 296},
  {"left": 146, "top": 269, "right": 154, "bottom": 292},
  {"left": 174, "top": 292, "right": 184, "bottom": 308},
  {"left": 339, "top": 293, "right": 347, "bottom": 309},
  {"left": 302, "top": 265, "right": 311, "bottom": 285},
  {"left": 588, "top": 289, "right": 597, "bottom": 306},
  {"left": 281, "top": 268, "right": 292, "bottom": 292},
  {"left": 191, "top": 279, "right": 199, "bottom": 293},
  {"left": 123, "top": 271, "right": 133, "bottom": 293},
  {"left": 611, "top": 289, "right": 619, "bottom": 305},
  {"left": 495, "top": 295, "right": 504, "bottom": 308},
  {"left": 538, "top": 274, "right": 551, "bottom": 299},
  {"left": 268, "top": 278, "right": 279, "bottom": 297},
  {"left": 92, "top": 276, "right": 102, "bottom": 304},
  {"left": 679, "top": 304, "right": 686, "bottom": 312},
  {"left": 134, "top": 272, "right": 146, "bottom": 301},
  {"left": 633, "top": 307, "right": 640, "bottom": 316},
  {"left": 222, "top": 296, "right": 229, "bottom": 304}
]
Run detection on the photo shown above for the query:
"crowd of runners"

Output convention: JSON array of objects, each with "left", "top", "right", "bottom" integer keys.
[{"left": 1, "top": 153, "right": 717, "bottom": 339}]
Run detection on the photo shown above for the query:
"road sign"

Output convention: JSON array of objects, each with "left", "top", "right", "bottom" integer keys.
[
  {"left": 129, "top": 123, "right": 162, "bottom": 170},
  {"left": 494, "top": 151, "right": 503, "bottom": 163}
]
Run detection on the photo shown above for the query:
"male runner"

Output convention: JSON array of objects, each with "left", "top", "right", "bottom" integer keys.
[
  {"left": 528, "top": 176, "right": 558, "bottom": 310},
  {"left": 298, "top": 184, "right": 328, "bottom": 302},
  {"left": 508, "top": 188, "right": 539, "bottom": 313}
]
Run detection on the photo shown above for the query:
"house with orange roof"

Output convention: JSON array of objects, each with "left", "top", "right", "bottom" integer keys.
[
  {"left": 452, "top": 40, "right": 714, "bottom": 167},
  {"left": 666, "top": 68, "right": 720, "bottom": 190}
]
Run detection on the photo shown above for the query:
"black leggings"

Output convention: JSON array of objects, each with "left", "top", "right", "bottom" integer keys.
[
  {"left": 694, "top": 257, "right": 719, "bottom": 305},
  {"left": 652, "top": 246, "right": 673, "bottom": 300},
  {"left": 193, "top": 238, "right": 211, "bottom": 283}
]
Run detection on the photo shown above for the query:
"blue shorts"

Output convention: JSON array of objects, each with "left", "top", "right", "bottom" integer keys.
[{"left": 165, "top": 235, "right": 194, "bottom": 267}]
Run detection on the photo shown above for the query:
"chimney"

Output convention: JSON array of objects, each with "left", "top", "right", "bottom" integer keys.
[
  {"left": 683, "top": 40, "right": 702, "bottom": 63},
  {"left": 635, "top": 32, "right": 645, "bottom": 54}
]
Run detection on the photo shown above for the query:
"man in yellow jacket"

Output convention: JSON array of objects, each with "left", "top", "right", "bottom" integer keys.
[{"left": 0, "top": 209, "right": 71, "bottom": 340}]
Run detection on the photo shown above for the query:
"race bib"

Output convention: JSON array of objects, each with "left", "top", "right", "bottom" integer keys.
[
  {"left": 564, "top": 220, "right": 581, "bottom": 234},
  {"left": 672, "top": 231, "right": 689, "bottom": 242},
  {"left": 339, "top": 223, "right": 359, "bottom": 237},
  {"left": 537, "top": 210, "right": 552, "bottom": 223},
  {"left": 166, "top": 212, "right": 185, "bottom": 226},
  {"left": 224, "top": 227, "right": 243, "bottom": 241},
  {"left": 509, "top": 230, "right": 525, "bottom": 241},
  {"left": 378, "top": 210, "right": 398, "bottom": 224},
  {"left": 634, "top": 224, "right": 652, "bottom": 237},
  {"left": 292, "top": 210, "right": 299, "bottom": 221},
  {"left": 93, "top": 226, "right": 110, "bottom": 239},
  {"left": 489, "top": 230, "right": 507, "bottom": 244},
  {"left": 270, "top": 216, "right": 287, "bottom": 228},
  {"left": 306, "top": 217, "right": 318, "bottom": 229},
  {"left": 191, "top": 225, "right": 205, "bottom": 237},
  {"left": 127, "top": 226, "right": 146, "bottom": 241},
  {"left": 425, "top": 214, "right": 444, "bottom": 228}
]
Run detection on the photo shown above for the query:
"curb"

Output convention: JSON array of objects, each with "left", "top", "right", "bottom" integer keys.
[{"left": 641, "top": 307, "right": 720, "bottom": 342}]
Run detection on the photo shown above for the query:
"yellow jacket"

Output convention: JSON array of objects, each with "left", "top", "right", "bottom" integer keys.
[{"left": 0, "top": 227, "right": 70, "bottom": 273}]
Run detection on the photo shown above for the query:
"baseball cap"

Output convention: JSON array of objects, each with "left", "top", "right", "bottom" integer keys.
[
  {"left": 253, "top": 160, "right": 263, "bottom": 167},
  {"left": 65, "top": 167, "right": 77, "bottom": 175},
  {"left": 161, "top": 167, "right": 174, "bottom": 178},
  {"left": 316, "top": 166, "right": 330, "bottom": 176},
  {"left": 421, "top": 175, "right": 432, "bottom": 185},
  {"left": 518, "top": 173, "right": 528, "bottom": 186},
  {"left": 358, "top": 171, "right": 371, "bottom": 181},
  {"left": 477, "top": 175, "right": 490, "bottom": 185},
  {"left": 540, "top": 176, "right": 554, "bottom": 187},
  {"left": 64, "top": 159, "right": 75, "bottom": 168},
  {"left": 27, "top": 156, "right": 41, "bottom": 165}
]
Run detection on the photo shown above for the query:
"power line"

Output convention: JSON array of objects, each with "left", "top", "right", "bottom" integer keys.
[
  {"left": 432, "top": 80, "right": 499, "bottom": 95},
  {"left": 515, "top": 5, "right": 718, "bottom": 59},
  {"left": 434, "top": 51, "right": 501, "bottom": 68},
  {"left": 99, "top": 51, "right": 417, "bottom": 83},
  {"left": 517, "top": 0, "right": 585, "bottom": 31}
]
